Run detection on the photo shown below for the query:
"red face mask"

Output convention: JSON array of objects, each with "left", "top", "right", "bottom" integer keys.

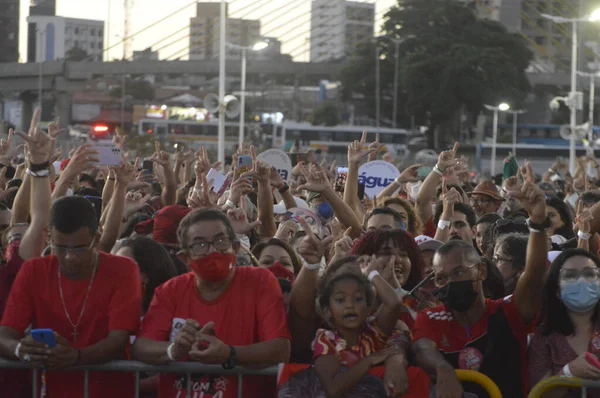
[
  {"left": 267, "top": 262, "right": 295, "bottom": 283},
  {"left": 189, "top": 252, "right": 236, "bottom": 282}
]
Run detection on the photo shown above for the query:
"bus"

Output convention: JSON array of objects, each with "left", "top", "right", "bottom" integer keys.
[
  {"left": 137, "top": 119, "right": 244, "bottom": 152},
  {"left": 486, "top": 123, "right": 600, "bottom": 145},
  {"left": 272, "top": 123, "right": 410, "bottom": 164}
]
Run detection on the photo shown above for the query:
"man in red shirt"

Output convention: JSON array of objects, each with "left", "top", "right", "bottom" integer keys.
[
  {"left": 133, "top": 208, "right": 290, "bottom": 398},
  {"left": 0, "top": 124, "right": 142, "bottom": 398},
  {"left": 411, "top": 168, "right": 548, "bottom": 398}
]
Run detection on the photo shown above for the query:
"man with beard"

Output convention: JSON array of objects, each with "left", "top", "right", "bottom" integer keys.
[
  {"left": 467, "top": 180, "right": 504, "bottom": 218},
  {"left": 433, "top": 182, "right": 477, "bottom": 246},
  {"left": 411, "top": 163, "right": 548, "bottom": 398}
]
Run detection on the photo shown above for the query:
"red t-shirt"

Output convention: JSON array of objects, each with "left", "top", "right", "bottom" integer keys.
[
  {"left": 413, "top": 296, "right": 530, "bottom": 397},
  {"left": 0, "top": 239, "right": 29, "bottom": 398},
  {"left": 1, "top": 251, "right": 142, "bottom": 398},
  {"left": 138, "top": 266, "right": 290, "bottom": 398},
  {"left": 423, "top": 218, "right": 436, "bottom": 238}
]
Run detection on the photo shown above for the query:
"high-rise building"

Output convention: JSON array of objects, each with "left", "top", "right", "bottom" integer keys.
[
  {"left": 27, "top": 16, "right": 105, "bottom": 62},
  {"left": 30, "top": 0, "right": 56, "bottom": 16},
  {"left": 0, "top": 0, "right": 20, "bottom": 62},
  {"left": 310, "top": 0, "right": 374, "bottom": 62},
  {"left": 133, "top": 47, "right": 159, "bottom": 61},
  {"left": 189, "top": 2, "right": 261, "bottom": 60}
]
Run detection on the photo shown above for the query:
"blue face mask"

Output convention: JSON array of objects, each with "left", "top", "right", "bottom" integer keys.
[
  {"left": 315, "top": 202, "right": 334, "bottom": 222},
  {"left": 560, "top": 279, "right": 600, "bottom": 313},
  {"left": 399, "top": 219, "right": 407, "bottom": 231}
]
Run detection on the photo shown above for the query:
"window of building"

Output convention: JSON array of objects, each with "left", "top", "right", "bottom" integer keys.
[
  {"left": 75, "top": 27, "right": 79, "bottom": 34},
  {"left": 535, "top": 36, "right": 545, "bottom": 45},
  {"left": 98, "top": 29, "right": 103, "bottom": 37},
  {"left": 91, "top": 29, "right": 95, "bottom": 35},
  {"left": 8, "top": 33, "right": 15, "bottom": 40}
]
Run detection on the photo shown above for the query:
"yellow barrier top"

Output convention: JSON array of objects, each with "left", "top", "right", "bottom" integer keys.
[
  {"left": 455, "top": 369, "right": 503, "bottom": 398},
  {"left": 527, "top": 376, "right": 584, "bottom": 398}
]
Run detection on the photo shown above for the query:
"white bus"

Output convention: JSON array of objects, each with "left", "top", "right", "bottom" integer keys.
[{"left": 272, "top": 123, "right": 410, "bottom": 163}]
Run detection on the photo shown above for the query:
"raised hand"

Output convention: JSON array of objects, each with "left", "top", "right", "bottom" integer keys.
[
  {"left": 436, "top": 142, "right": 459, "bottom": 173},
  {"left": 333, "top": 230, "right": 354, "bottom": 259},
  {"left": 505, "top": 161, "right": 546, "bottom": 223},
  {"left": 15, "top": 109, "right": 53, "bottom": 164},
  {"left": 227, "top": 199, "right": 261, "bottom": 234},
  {"left": 297, "top": 217, "right": 334, "bottom": 265},
  {"left": 576, "top": 201, "right": 594, "bottom": 235},
  {"left": 297, "top": 164, "right": 331, "bottom": 193},
  {"left": 274, "top": 220, "right": 298, "bottom": 243},
  {"left": 187, "top": 172, "right": 218, "bottom": 209},
  {"left": 228, "top": 176, "right": 253, "bottom": 206},
  {"left": 397, "top": 164, "right": 424, "bottom": 183},
  {"left": 149, "top": 141, "right": 170, "bottom": 168},
  {"left": 241, "top": 145, "right": 270, "bottom": 182},
  {"left": 0, "top": 129, "right": 25, "bottom": 164},
  {"left": 268, "top": 166, "right": 286, "bottom": 189},
  {"left": 114, "top": 161, "right": 136, "bottom": 186},
  {"left": 61, "top": 145, "right": 99, "bottom": 180},
  {"left": 47, "top": 117, "right": 65, "bottom": 140},
  {"left": 440, "top": 178, "right": 461, "bottom": 219},
  {"left": 348, "top": 131, "right": 377, "bottom": 165},
  {"left": 195, "top": 146, "right": 211, "bottom": 177}
]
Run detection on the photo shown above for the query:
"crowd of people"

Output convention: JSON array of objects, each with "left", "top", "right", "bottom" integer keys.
[{"left": 0, "top": 110, "right": 600, "bottom": 397}]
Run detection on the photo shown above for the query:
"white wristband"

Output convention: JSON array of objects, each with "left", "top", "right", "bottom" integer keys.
[
  {"left": 578, "top": 230, "right": 592, "bottom": 241},
  {"left": 368, "top": 270, "right": 380, "bottom": 282},
  {"left": 167, "top": 342, "right": 176, "bottom": 361},
  {"left": 303, "top": 258, "right": 321, "bottom": 270},
  {"left": 394, "top": 176, "right": 403, "bottom": 185},
  {"left": 432, "top": 166, "right": 444, "bottom": 177},
  {"left": 437, "top": 219, "right": 451, "bottom": 230},
  {"left": 562, "top": 363, "right": 574, "bottom": 377},
  {"left": 14, "top": 342, "right": 22, "bottom": 360},
  {"left": 225, "top": 199, "right": 236, "bottom": 209}
]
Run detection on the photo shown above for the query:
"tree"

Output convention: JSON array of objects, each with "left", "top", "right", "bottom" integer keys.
[
  {"left": 109, "top": 78, "right": 155, "bottom": 101},
  {"left": 308, "top": 101, "right": 340, "bottom": 126},
  {"left": 65, "top": 47, "right": 88, "bottom": 61},
  {"left": 340, "top": 0, "right": 533, "bottom": 148}
]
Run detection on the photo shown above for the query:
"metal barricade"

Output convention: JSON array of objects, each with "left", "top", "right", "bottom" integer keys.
[
  {"left": 527, "top": 376, "right": 600, "bottom": 398},
  {"left": 455, "top": 369, "right": 503, "bottom": 398},
  {"left": 0, "top": 358, "right": 278, "bottom": 398}
]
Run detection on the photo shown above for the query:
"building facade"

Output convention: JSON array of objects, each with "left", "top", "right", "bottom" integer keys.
[
  {"left": 310, "top": 0, "right": 374, "bottom": 62},
  {"left": 0, "top": 0, "right": 20, "bottom": 62},
  {"left": 189, "top": 2, "right": 261, "bottom": 60},
  {"left": 30, "top": 0, "right": 56, "bottom": 16},
  {"left": 27, "top": 16, "right": 104, "bottom": 62}
]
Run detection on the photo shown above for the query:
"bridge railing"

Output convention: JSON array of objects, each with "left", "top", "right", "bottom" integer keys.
[{"left": 527, "top": 375, "right": 600, "bottom": 398}]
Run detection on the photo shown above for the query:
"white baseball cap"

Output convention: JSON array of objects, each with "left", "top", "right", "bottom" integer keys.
[
  {"left": 414, "top": 235, "right": 444, "bottom": 252},
  {"left": 273, "top": 197, "right": 310, "bottom": 214}
]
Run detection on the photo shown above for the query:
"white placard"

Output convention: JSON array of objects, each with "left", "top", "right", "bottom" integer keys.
[
  {"left": 358, "top": 160, "right": 401, "bottom": 198},
  {"left": 257, "top": 148, "right": 292, "bottom": 181}
]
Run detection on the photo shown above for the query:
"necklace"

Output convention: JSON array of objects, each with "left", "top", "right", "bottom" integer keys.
[{"left": 58, "top": 252, "right": 98, "bottom": 342}]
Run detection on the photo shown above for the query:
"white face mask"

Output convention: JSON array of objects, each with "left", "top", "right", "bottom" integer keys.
[{"left": 66, "top": 188, "right": 73, "bottom": 197}]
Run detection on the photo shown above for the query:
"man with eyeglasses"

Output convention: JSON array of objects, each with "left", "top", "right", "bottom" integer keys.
[
  {"left": 132, "top": 208, "right": 290, "bottom": 398},
  {"left": 467, "top": 180, "right": 505, "bottom": 218},
  {"left": 411, "top": 178, "right": 549, "bottom": 398},
  {"left": 0, "top": 119, "right": 142, "bottom": 398}
]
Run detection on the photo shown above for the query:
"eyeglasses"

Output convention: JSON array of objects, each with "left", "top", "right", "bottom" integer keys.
[
  {"left": 493, "top": 255, "right": 512, "bottom": 263},
  {"left": 188, "top": 236, "right": 232, "bottom": 257},
  {"left": 433, "top": 263, "right": 479, "bottom": 288},
  {"left": 51, "top": 240, "right": 95, "bottom": 256},
  {"left": 470, "top": 197, "right": 493, "bottom": 205},
  {"left": 560, "top": 267, "right": 600, "bottom": 283}
]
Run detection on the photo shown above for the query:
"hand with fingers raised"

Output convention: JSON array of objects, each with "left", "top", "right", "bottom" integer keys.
[
  {"left": 228, "top": 176, "right": 253, "bottom": 207},
  {"left": 274, "top": 220, "right": 298, "bottom": 243},
  {"left": 348, "top": 130, "right": 377, "bottom": 165},
  {"left": 436, "top": 142, "right": 460, "bottom": 175},
  {"left": 333, "top": 229, "right": 355, "bottom": 259},
  {"left": 297, "top": 217, "right": 334, "bottom": 265},
  {"left": 397, "top": 164, "right": 424, "bottom": 184},
  {"left": 505, "top": 161, "right": 546, "bottom": 223},
  {"left": 440, "top": 178, "right": 461, "bottom": 221},
  {"left": 227, "top": 204, "right": 261, "bottom": 235},
  {"left": 15, "top": 109, "right": 53, "bottom": 166},
  {"left": 0, "top": 129, "right": 26, "bottom": 164},
  {"left": 150, "top": 141, "right": 170, "bottom": 168},
  {"left": 297, "top": 164, "right": 332, "bottom": 193},
  {"left": 61, "top": 145, "right": 100, "bottom": 181}
]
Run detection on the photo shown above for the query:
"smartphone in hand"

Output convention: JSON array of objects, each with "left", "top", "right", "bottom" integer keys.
[
  {"left": 91, "top": 145, "right": 122, "bottom": 166},
  {"left": 31, "top": 329, "right": 56, "bottom": 348}
]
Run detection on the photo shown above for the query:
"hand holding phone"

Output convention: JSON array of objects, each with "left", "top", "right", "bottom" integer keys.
[
  {"left": 238, "top": 155, "right": 253, "bottom": 174},
  {"left": 586, "top": 352, "right": 600, "bottom": 368},
  {"left": 31, "top": 328, "right": 57, "bottom": 348},
  {"left": 91, "top": 145, "right": 122, "bottom": 166}
]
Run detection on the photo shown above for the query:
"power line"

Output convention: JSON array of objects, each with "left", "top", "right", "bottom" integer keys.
[{"left": 259, "top": 0, "right": 306, "bottom": 32}]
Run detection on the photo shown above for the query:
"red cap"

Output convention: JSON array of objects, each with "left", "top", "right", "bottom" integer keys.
[{"left": 134, "top": 205, "right": 191, "bottom": 246}]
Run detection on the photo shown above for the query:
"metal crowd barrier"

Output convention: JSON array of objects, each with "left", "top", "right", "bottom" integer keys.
[
  {"left": 455, "top": 369, "right": 503, "bottom": 398},
  {"left": 527, "top": 375, "right": 600, "bottom": 398},
  {"left": 0, "top": 358, "right": 279, "bottom": 398}
]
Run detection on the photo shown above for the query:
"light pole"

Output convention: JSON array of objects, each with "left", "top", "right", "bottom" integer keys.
[
  {"left": 484, "top": 102, "right": 510, "bottom": 176},
  {"left": 37, "top": 28, "right": 46, "bottom": 114},
  {"left": 392, "top": 39, "right": 400, "bottom": 128},
  {"left": 508, "top": 109, "right": 526, "bottom": 156},
  {"left": 577, "top": 70, "right": 600, "bottom": 175},
  {"left": 227, "top": 41, "right": 268, "bottom": 148},
  {"left": 375, "top": 45, "right": 381, "bottom": 129},
  {"left": 542, "top": 10, "right": 600, "bottom": 174},
  {"left": 217, "top": 0, "right": 226, "bottom": 166}
]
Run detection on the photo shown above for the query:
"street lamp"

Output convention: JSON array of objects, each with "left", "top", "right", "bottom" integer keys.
[
  {"left": 217, "top": 0, "right": 226, "bottom": 166},
  {"left": 484, "top": 102, "right": 510, "bottom": 176},
  {"left": 542, "top": 10, "right": 600, "bottom": 174},
  {"left": 227, "top": 40, "right": 269, "bottom": 148},
  {"left": 37, "top": 28, "right": 46, "bottom": 114},
  {"left": 577, "top": 70, "right": 600, "bottom": 174}
]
